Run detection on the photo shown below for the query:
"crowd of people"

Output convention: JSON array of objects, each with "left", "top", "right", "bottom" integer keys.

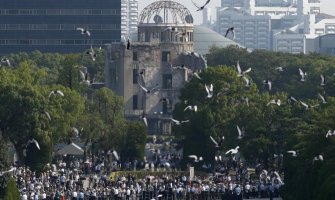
[{"left": 9, "top": 153, "right": 284, "bottom": 200}]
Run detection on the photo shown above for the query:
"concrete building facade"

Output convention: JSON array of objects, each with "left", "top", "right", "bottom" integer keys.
[
  {"left": 315, "top": 34, "right": 335, "bottom": 56},
  {"left": 105, "top": 0, "right": 206, "bottom": 135}
]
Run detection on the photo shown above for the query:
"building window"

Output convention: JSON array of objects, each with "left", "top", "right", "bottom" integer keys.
[
  {"left": 162, "top": 51, "right": 170, "bottom": 62},
  {"left": 133, "top": 51, "right": 138, "bottom": 61},
  {"left": 110, "top": 68, "right": 119, "bottom": 85},
  {"left": 133, "top": 69, "right": 138, "bottom": 84},
  {"left": 111, "top": 51, "right": 120, "bottom": 60},
  {"left": 163, "top": 100, "right": 172, "bottom": 114},
  {"left": 7, "top": 10, "right": 19, "bottom": 15},
  {"left": 20, "top": 40, "right": 30, "bottom": 45},
  {"left": 132, "top": 95, "right": 138, "bottom": 110},
  {"left": 162, "top": 74, "right": 172, "bottom": 89}
]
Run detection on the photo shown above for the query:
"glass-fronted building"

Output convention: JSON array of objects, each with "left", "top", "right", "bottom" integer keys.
[{"left": 0, "top": 0, "right": 121, "bottom": 55}]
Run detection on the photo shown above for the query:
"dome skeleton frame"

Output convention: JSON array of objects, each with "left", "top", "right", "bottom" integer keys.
[{"left": 139, "top": 0, "right": 193, "bottom": 24}]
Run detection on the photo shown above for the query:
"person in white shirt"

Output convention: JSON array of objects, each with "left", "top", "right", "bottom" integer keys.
[
  {"left": 21, "top": 193, "right": 28, "bottom": 200},
  {"left": 41, "top": 191, "right": 47, "bottom": 200},
  {"left": 72, "top": 190, "right": 78, "bottom": 200},
  {"left": 34, "top": 192, "right": 39, "bottom": 200}
]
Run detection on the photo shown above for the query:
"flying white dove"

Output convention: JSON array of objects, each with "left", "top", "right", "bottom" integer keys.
[
  {"left": 320, "top": 74, "right": 326, "bottom": 86},
  {"left": 138, "top": 82, "right": 159, "bottom": 94},
  {"left": 42, "top": 110, "right": 51, "bottom": 121},
  {"left": 184, "top": 105, "right": 198, "bottom": 112},
  {"left": 1, "top": 57, "right": 11, "bottom": 67},
  {"left": 313, "top": 155, "right": 324, "bottom": 162},
  {"left": 318, "top": 93, "right": 327, "bottom": 104},
  {"left": 287, "top": 150, "right": 297, "bottom": 157},
  {"left": 225, "top": 27, "right": 235, "bottom": 39},
  {"left": 225, "top": 146, "right": 240, "bottom": 154},
  {"left": 0, "top": 167, "right": 16, "bottom": 176},
  {"left": 171, "top": 118, "right": 189, "bottom": 125},
  {"left": 85, "top": 45, "right": 97, "bottom": 61},
  {"left": 188, "top": 155, "right": 203, "bottom": 162},
  {"left": 287, "top": 96, "right": 298, "bottom": 103},
  {"left": 205, "top": 84, "right": 213, "bottom": 98},
  {"left": 27, "top": 139, "right": 40, "bottom": 150},
  {"left": 236, "top": 61, "right": 251, "bottom": 77},
  {"left": 193, "top": 72, "right": 202, "bottom": 80},
  {"left": 49, "top": 90, "right": 64, "bottom": 98},
  {"left": 163, "top": 26, "right": 177, "bottom": 32},
  {"left": 79, "top": 70, "right": 86, "bottom": 81},
  {"left": 210, "top": 135, "right": 224, "bottom": 148},
  {"left": 243, "top": 76, "right": 252, "bottom": 87},
  {"left": 299, "top": 100, "right": 319, "bottom": 110},
  {"left": 263, "top": 80, "right": 272, "bottom": 91},
  {"left": 171, "top": 64, "right": 188, "bottom": 71},
  {"left": 112, "top": 150, "right": 119, "bottom": 161},
  {"left": 325, "top": 130, "right": 334, "bottom": 138},
  {"left": 76, "top": 27, "right": 91, "bottom": 36},
  {"left": 237, "top": 126, "right": 244, "bottom": 139},
  {"left": 191, "top": 0, "right": 211, "bottom": 11},
  {"left": 267, "top": 99, "right": 281, "bottom": 106},
  {"left": 242, "top": 96, "right": 249, "bottom": 107},
  {"left": 141, "top": 113, "right": 148, "bottom": 127},
  {"left": 299, "top": 68, "right": 307, "bottom": 82},
  {"left": 275, "top": 67, "right": 284, "bottom": 72}
]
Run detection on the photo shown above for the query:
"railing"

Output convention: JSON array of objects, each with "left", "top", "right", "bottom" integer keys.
[
  {"left": 86, "top": 191, "right": 282, "bottom": 200},
  {"left": 124, "top": 110, "right": 143, "bottom": 116}
]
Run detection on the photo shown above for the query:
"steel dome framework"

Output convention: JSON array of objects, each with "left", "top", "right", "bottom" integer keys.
[{"left": 139, "top": 0, "right": 193, "bottom": 24}]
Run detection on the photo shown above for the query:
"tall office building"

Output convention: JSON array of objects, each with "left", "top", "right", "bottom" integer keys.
[
  {"left": 217, "top": 8, "right": 271, "bottom": 50},
  {"left": 221, "top": 0, "right": 246, "bottom": 8},
  {"left": 121, "top": 0, "right": 139, "bottom": 37},
  {"left": 202, "top": 7, "right": 212, "bottom": 27},
  {"left": 0, "top": 0, "right": 121, "bottom": 55}
]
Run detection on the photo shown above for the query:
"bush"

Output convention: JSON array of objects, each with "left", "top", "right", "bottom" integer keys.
[{"left": 2, "top": 178, "right": 19, "bottom": 200}]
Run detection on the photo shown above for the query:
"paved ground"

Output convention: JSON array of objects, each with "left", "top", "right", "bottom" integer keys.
[{"left": 82, "top": 177, "right": 90, "bottom": 189}]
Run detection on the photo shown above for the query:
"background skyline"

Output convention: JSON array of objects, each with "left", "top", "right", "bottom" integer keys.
[{"left": 139, "top": 0, "right": 335, "bottom": 25}]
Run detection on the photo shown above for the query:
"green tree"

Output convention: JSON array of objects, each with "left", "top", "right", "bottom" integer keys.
[
  {"left": 122, "top": 121, "right": 147, "bottom": 161},
  {"left": 1, "top": 178, "right": 20, "bottom": 200},
  {"left": 0, "top": 63, "right": 85, "bottom": 171}
]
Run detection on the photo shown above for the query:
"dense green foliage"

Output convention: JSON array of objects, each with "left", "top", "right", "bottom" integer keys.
[
  {"left": 173, "top": 46, "right": 335, "bottom": 199},
  {"left": 1, "top": 178, "right": 20, "bottom": 200},
  {"left": 0, "top": 50, "right": 144, "bottom": 174},
  {"left": 8, "top": 49, "right": 105, "bottom": 84},
  {"left": 122, "top": 121, "right": 147, "bottom": 161},
  {"left": 206, "top": 46, "right": 335, "bottom": 98}
]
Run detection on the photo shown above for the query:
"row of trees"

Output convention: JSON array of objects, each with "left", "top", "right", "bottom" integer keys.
[
  {"left": 173, "top": 46, "right": 335, "bottom": 199},
  {"left": 0, "top": 51, "right": 146, "bottom": 176}
]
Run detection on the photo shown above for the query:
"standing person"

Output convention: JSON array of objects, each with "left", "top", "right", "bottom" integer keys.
[
  {"left": 268, "top": 183, "right": 275, "bottom": 200},
  {"left": 244, "top": 182, "right": 251, "bottom": 199},
  {"left": 72, "top": 189, "right": 78, "bottom": 200},
  {"left": 78, "top": 190, "right": 84, "bottom": 200}
]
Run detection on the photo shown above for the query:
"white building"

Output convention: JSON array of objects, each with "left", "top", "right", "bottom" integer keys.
[
  {"left": 217, "top": 7, "right": 272, "bottom": 50},
  {"left": 217, "top": 0, "right": 331, "bottom": 54},
  {"left": 202, "top": 7, "right": 212, "bottom": 27},
  {"left": 121, "top": 0, "right": 139, "bottom": 37},
  {"left": 273, "top": 30, "right": 305, "bottom": 53}
]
